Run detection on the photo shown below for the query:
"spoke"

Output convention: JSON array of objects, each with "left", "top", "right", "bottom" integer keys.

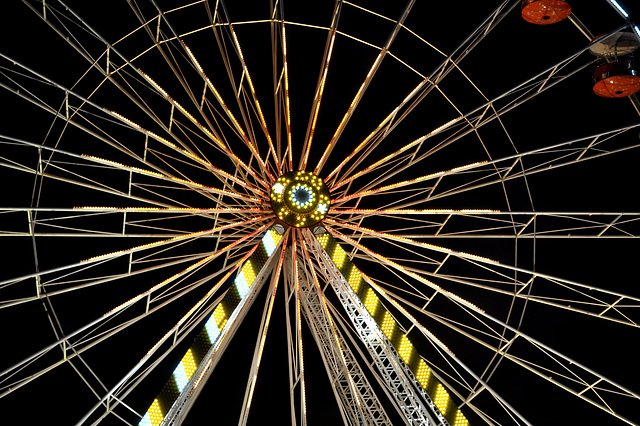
[
  {"left": 328, "top": 28, "right": 634, "bottom": 199},
  {"left": 74, "top": 237, "right": 265, "bottom": 426},
  {"left": 332, "top": 159, "right": 486, "bottom": 204},
  {"left": 0, "top": 222, "right": 271, "bottom": 394},
  {"left": 0, "top": 215, "right": 270, "bottom": 291},
  {"left": 332, "top": 122, "right": 640, "bottom": 206},
  {"left": 82, "top": 153, "right": 262, "bottom": 203},
  {"left": 238, "top": 234, "right": 288, "bottom": 426},
  {"left": 326, "top": 218, "right": 640, "bottom": 326},
  {"left": 292, "top": 231, "right": 308, "bottom": 425},
  {"left": 314, "top": 0, "right": 416, "bottom": 175},
  {"left": 0, "top": 206, "right": 269, "bottom": 240},
  {"left": 326, "top": 224, "right": 640, "bottom": 424},
  {"left": 216, "top": 0, "right": 279, "bottom": 181},
  {"left": 275, "top": 2, "right": 294, "bottom": 172},
  {"left": 328, "top": 210, "right": 640, "bottom": 239},
  {"left": 132, "top": 0, "right": 279, "bottom": 179},
  {"left": 38, "top": 0, "right": 270, "bottom": 192},
  {"left": 299, "top": 0, "right": 343, "bottom": 171},
  {"left": 142, "top": 227, "right": 284, "bottom": 425},
  {"left": 324, "top": 0, "right": 518, "bottom": 186}
]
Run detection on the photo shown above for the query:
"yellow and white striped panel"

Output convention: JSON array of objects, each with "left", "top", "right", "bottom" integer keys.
[
  {"left": 139, "top": 228, "right": 282, "bottom": 425},
  {"left": 314, "top": 232, "right": 468, "bottom": 425}
]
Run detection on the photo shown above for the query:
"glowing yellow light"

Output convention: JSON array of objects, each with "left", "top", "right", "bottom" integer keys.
[
  {"left": 334, "top": 160, "right": 488, "bottom": 203},
  {"left": 415, "top": 360, "right": 432, "bottom": 389},
  {"left": 434, "top": 384, "right": 450, "bottom": 414},
  {"left": 85, "top": 226, "right": 241, "bottom": 264},
  {"left": 329, "top": 208, "right": 499, "bottom": 215},
  {"left": 381, "top": 311, "right": 395, "bottom": 339},
  {"left": 317, "top": 234, "right": 329, "bottom": 248},
  {"left": 81, "top": 155, "right": 262, "bottom": 202},
  {"left": 332, "top": 245, "right": 346, "bottom": 269},
  {"left": 398, "top": 334, "right": 413, "bottom": 363},
  {"left": 303, "top": 30, "right": 336, "bottom": 170},
  {"left": 453, "top": 411, "right": 469, "bottom": 426},
  {"left": 364, "top": 288, "right": 379, "bottom": 315},
  {"left": 147, "top": 399, "right": 164, "bottom": 426},
  {"left": 147, "top": 131, "right": 178, "bottom": 149},
  {"left": 270, "top": 171, "right": 329, "bottom": 228},
  {"left": 348, "top": 267, "right": 362, "bottom": 292},
  {"left": 140, "top": 70, "right": 169, "bottom": 98},
  {"left": 110, "top": 111, "right": 142, "bottom": 130},
  {"left": 182, "top": 41, "right": 204, "bottom": 74},
  {"left": 271, "top": 233, "right": 281, "bottom": 244},
  {"left": 241, "top": 261, "right": 256, "bottom": 287},
  {"left": 213, "top": 305, "right": 227, "bottom": 330},
  {"left": 227, "top": 26, "right": 277, "bottom": 168},
  {"left": 181, "top": 349, "right": 198, "bottom": 380}
]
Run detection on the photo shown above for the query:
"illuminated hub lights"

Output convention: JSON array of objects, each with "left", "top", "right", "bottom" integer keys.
[
  {"left": 270, "top": 171, "right": 330, "bottom": 228},
  {"left": 290, "top": 183, "right": 315, "bottom": 209}
]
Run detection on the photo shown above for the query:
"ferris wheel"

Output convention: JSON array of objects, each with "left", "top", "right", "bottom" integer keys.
[{"left": 2, "top": 0, "right": 640, "bottom": 424}]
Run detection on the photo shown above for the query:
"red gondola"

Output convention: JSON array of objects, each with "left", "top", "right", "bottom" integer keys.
[
  {"left": 521, "top": 0, "right": 571, "bottom": 25},
  {"left": 590, "top": 31, "right": 640, "bottom": 98},
  {"left": 592, "top": 60, "right": 640, "bottom": 98}
]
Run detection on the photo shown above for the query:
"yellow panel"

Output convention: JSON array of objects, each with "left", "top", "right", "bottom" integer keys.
[
  {"left": 398, "top": 334, "right": 414, "bottom": 363},
  {"left": 332, "top": 244, "right": 346, "bottom": 269},
  {"left": 316, "top": 234, "right": 329, "bottom": 248},
  {"left": 270, "top": 229, "right": 282, "bottom": 245},
  {"left": 363, "top": 288, "right": 379, "bottom": 316},
  {"left": 213, "top": 305, "right": 227, "bottom": 329},
  {"left": 241, "top": 260, "right": 256, "bottom": 287},
  {"left": 148, "top": 398, "right": 164, "bottom": 426},
  {"left": 181, "top": 349, "right": 198, "bottom": 380},
  {"left": 453, "top": 410, "right": 469, "bottom": 426},
  {"left": 381, "top": 311, "right": 395, "bottom": 339},
  {"left": 348, "top": 267, "right": 362, "bottom": 292},
  {"left": 434, "top": 383, "right": 450, "bottom": 414},
  {"left": 415, "top": 360, "right": 432, "bottom": 389}
]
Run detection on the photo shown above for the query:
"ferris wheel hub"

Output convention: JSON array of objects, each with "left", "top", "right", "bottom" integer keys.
[{"left": 270, "top": 171, "right": 330, "bottom": 228}]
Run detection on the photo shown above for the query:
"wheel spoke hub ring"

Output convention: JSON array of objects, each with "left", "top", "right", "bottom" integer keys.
[{"left": 270, "top": 171, "right": 330, "bottom": 228}]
